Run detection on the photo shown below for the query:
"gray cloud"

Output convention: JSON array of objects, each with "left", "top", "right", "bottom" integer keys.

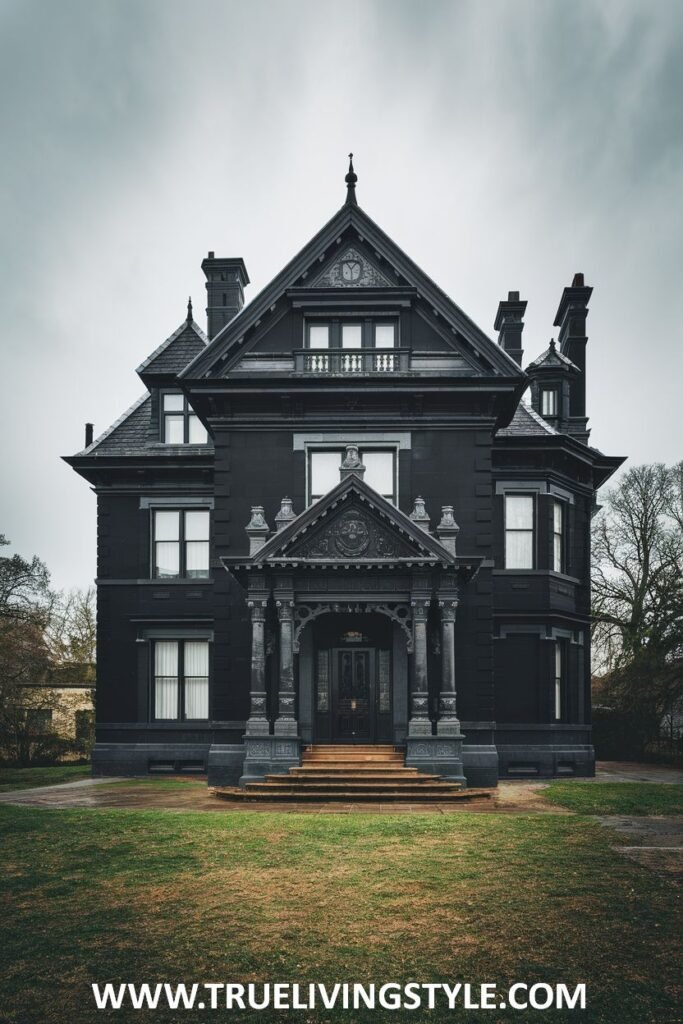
[{"left": 0, "top": 0, "right": 681, "bottom": 589}]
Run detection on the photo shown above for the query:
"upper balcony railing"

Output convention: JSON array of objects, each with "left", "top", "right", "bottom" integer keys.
[{"left": 294, "top": 348, "right": 410, "bottom": 375}]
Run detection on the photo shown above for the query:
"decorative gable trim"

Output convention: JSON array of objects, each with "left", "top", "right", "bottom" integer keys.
[{"left": 310, "top": 246, "right": 394, "bottom": 289}]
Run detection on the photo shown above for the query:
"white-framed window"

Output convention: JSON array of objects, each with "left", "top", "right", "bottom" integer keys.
[
  {"left": 308, "top": 447, "right": 396, "bottom": 504},
  {"left": 152, "top": 509, "right": 210, "bottom": 578},
  {"left": 553, "top": 500, "right": 565, "bottom": 573},
  {"left": 161, "top": 392, "right": 208, "bottom": 445},
  {"left": 541, "top": 389, "right": 558, "bottom": 417},
  {"left": 554, "top": 641, "right": 563, "bottom": 721},
  {"left": 153, "top": 640, "right": 209, "bottom": 721},
  {"left": 504, "top": 494, "right": 535, "bottom": 569}
]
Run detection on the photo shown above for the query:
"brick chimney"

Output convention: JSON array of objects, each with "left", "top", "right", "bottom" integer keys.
[
  {"left": 494, "top": 290, "right": 527, "bottom": 366},
  {"left": 201, "top": 253, "right": 250, "bottom": 340},
  {"left": 553, "top": 273, "right": 592, "bottom": 443}
]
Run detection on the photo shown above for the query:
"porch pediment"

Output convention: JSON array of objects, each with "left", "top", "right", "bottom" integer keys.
[{"left": 250, "top": 475, "right": 455, "bottom": 567}]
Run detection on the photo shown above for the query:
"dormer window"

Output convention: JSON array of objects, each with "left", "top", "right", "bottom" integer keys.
[
  {"left": 162, "top": 392, "right": 208, "bottom": 445},
  {"left": 540, "top": 389, "right": 557, "bottom": 417}
]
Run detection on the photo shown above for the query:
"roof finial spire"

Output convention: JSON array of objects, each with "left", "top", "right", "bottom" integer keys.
[
  {"left": 187, "top": 295, "right": 193, "bottom": 322},
  {"left": 345, "top": 152, "right": 358, "bottom": 205}
]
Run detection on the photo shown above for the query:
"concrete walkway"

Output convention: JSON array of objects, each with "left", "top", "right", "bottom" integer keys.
[{"left": 0, "top": 761, "right": 679, "bottom": 815}]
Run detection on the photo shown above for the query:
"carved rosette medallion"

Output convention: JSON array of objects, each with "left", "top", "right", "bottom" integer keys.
[{"left": 334, "top": 511, "right": 371, "bottom": 556}]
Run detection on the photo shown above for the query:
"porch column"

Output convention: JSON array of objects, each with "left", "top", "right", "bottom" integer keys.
[
  {"left": 437, "top": 600, "right": 460, "bottom": 735},
  {"left": 408, "top": 600, "right": 432, "bottom": 736},
  {"left": 245, "top": 602, "right": 269, "bottom": 736},
  {"left": 274, "top": 600, "right": 298, "bottom": 736}
]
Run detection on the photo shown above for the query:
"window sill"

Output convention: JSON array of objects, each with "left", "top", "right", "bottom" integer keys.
[{"left": 493, "top": 569, "right": 582, "bottom": 584}]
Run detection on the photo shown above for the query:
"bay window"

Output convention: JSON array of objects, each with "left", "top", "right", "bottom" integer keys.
[
  {"left": 553, "top": 500, "right": 565, "bottom": 573},
  {"left": 154, "top": 640, "right": 209, "bottom": 721},
  {"left": 504, "top": 494, "right": 535, "bottom": 569}
]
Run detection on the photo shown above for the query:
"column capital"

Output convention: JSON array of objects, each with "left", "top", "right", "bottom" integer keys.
[
  {"left": 438, "top": 600, "right": 458, "bottom": 621},
  {"left": 276, "top": 599, "right": 295, "bottom": 621}
]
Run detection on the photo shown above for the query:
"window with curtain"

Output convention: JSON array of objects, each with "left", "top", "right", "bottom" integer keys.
[
  {"left": 161, "top": 392, "right": 208, "bottom": 445},
  {"left": 553, "top": 500, "right": 565, "bottom": 573},
  {"left": 541, "top": 389, "right": 557, "bottom": 417},
  {"left": 152, "top": 509, "right": 210, "bottom": 578},
  {"left": 153, "top": 640, "right": 209, "bottom": 720},
  {"left": 308, "top": 448, "right": 396, "bottom": 503},
  {"left": 504, "top": 495, "right": 535, "bottom": 569}
]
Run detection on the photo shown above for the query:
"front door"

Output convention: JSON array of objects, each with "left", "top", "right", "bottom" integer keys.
[{"left": 332, "top": 648, "right": 373, "bottom": 741}]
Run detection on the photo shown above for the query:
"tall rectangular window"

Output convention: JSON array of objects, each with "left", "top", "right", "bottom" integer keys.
[
  {"left": 162, "top": 392, "right": 208, "bottom": 445},
  {"left": 541, "top": 389, "right": 557, "bottom": 416},
  {"left": 152, "top": 509, "right": 210, "bottom": 578},
  {"left": 504, "top": 495, "right": 535, "bottom": 569},
  {"left": 554, "top": 642, "right": 563, "bottom": 721},
  {"left": 154, "top": 640, "right": 209, "bottom": 721},
  {"left": 308, "top": 448, "right": 396, "bottom": 504},
  {"left": 553, "top": 500, "right": 565, "bottom": 573}
]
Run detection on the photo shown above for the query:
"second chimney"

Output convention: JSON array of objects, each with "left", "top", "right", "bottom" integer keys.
[
  {"left": 494, "top": 290, "right": 527, "bottom": 367},
  {"left": 201, "top": 254, "right": 250, "bottom": 340}
]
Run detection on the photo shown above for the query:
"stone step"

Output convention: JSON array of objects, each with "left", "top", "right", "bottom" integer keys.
[
  {"left": 212, "top": 787, "right": 489, "bottom": 804},
  {"left": 264, "top": 773, "right": 443, "bottom": 784},
  {"left": 248, "top": 781, "right": 464, "bottom": 794},
  {"left": 291, "top": 767, "right": 423, "bottom": 776}
]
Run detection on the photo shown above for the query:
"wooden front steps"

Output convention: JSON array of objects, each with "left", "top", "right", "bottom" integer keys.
[{"left": 212, "top": 744, "right": 491, "bottom": 803}]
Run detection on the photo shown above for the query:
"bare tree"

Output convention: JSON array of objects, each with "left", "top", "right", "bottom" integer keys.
[{"left": 592, "top": 464, "right": 683, "bottom": 729}]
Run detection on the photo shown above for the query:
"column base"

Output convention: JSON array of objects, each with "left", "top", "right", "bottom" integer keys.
[
  {"left": 274, "top": 717, "right": 298, "bottom": 737},
  {"left": 436, "top": 716, "right": 461, "bottom": 736},
  {"left": 405, "top": 734, "right": 466, "bottom": 786},
  {"left": 244, "top": 719, "right": 270, "bottom": 737},
  {"left": 408, "top": 717, "right": 433, "bottom": 737},
  {"left": 239, "top": 735, "right": 301, "bottom": 787}
]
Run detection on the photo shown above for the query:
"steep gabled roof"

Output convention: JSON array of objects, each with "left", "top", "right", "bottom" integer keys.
[
  {"left": 136, "top": 313, "right": 208, "bottom": 378},
  {"left": 180, "top": 201, "right": 524, "bottom": 381}
]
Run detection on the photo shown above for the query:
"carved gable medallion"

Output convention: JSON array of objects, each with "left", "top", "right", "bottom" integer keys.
[
  {"left": 311, "top": 247, "right": 394, "bottom": 289},
  {"left": 288, "top": 505, "right": 415, "bottom": 561}
]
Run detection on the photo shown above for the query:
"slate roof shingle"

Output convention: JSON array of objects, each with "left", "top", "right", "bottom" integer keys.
[
  {"left": 136, "top": 319, "right": 209, "bottom": 376},
  {"left": 496, "top": 402, "right": 557, "bottom": 438}
]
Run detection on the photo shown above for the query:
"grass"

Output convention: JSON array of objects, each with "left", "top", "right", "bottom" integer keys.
[
  {"left": 0, "top": 805, "right": 681, "bottom": 1024},
  {"left": 0, "top": 764, "right": 91, "bottom": 792},
  {"left": 543, "top": 782, "right": 683, "bottom": 816}
]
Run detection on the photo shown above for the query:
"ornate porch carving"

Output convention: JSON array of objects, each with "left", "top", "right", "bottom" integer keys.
[{"left": 292, "top": 601, "right": 413, "bottom": 653}]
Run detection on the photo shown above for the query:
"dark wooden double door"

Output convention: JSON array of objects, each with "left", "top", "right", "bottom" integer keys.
[{"left": 314, "top": 643, "right": 392, "bottom": 743}]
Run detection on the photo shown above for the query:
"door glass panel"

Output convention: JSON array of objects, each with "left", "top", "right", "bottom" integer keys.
[
  {"left": 316, "top": 650, "right": 329, "bottom": 712},
  {"left": 378, "top": 650, "right": 391, "bottom": 713}
]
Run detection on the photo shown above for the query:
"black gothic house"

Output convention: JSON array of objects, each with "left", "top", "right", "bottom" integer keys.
[{"left": 65, "top": 162, "right": 625, "bottom": 788}]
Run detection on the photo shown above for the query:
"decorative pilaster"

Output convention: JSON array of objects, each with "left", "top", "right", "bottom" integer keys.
[
  {"left": 245, "top": 602, "right": 269, "bottom": 736},
  {"left": 246, "top": 507, "right": 270, "bottom": 555},
  {"left": 275, "top": 497, "right": 295, "bottom": 531},
  {"left": 274, "top": 600, "right": 297, "bottom": 736},
  {"left": 409, "top": 497, "right": 431, "bottom": 532},
  {"left": 408, "top": 600, "right": 432, "bottom": 736},
  {"left": 437, "top": 600, "right": 460, "bottom": 735},
  {"left": 436, "top": 506, "right": 460, "bottom": 555},
  {"left": 339, "top": 444, "right": 366, "bottom": 481}
]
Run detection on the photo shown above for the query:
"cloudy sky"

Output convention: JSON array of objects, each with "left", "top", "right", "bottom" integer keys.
[{"left": 0, "top": 0, "right": 681, "bottom": 592}]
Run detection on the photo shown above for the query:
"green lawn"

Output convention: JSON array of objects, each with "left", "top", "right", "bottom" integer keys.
[
  {"left": 1, "top": 805, "right": 681, "bottom": 1024},
  {"left": 0, "top": 764, "right": 91, "bottom": 792},
  {"left": 544, "top": 781, "right": 683, "bottom": 816}
]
